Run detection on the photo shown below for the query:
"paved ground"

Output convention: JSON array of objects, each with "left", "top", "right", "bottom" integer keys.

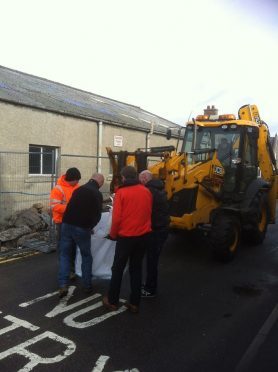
[{"left": 1, "top": 223, "right": 278, "bottom": 372}]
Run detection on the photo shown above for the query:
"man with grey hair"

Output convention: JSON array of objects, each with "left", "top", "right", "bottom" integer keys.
[
  {"left": 58, "top": 173, "right": 104, "bottom": 298},
  {"left": 139, "top": 169, "right": 153, "bottom": 185},
  {"left": 139, "top": 169, "right": 170, "bottom": 298}
]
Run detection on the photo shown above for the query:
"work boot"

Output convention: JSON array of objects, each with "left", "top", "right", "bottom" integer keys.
[
  {"left": 102, "top": 296, "right": 118, "bottom": 311},
  {"left": 124, "top": 303, "right": 139, "bottom": 313},
  {"left": 59, "top": 287, "right": 68, "bottom": 298}
]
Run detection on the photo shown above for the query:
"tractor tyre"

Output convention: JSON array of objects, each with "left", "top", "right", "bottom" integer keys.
[
  {"left": 242, "top": 192, "right": 269, "bottom": 245},
  {"left": 210, "top": 214, "right": 241, "bottom": 262}
]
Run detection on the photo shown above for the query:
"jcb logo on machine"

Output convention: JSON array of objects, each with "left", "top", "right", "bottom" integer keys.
[{"left": 213, "top": 166, "right": 223, "bottom": 175}]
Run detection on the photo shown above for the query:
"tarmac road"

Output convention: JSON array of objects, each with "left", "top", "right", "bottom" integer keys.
[{"left": 1, "top": 223, "right": 278, "bottom": 372}]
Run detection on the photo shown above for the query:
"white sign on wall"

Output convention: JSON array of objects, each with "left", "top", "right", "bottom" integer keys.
[{"left": 114, "top": 135, "right": 123, "bottom": 147}]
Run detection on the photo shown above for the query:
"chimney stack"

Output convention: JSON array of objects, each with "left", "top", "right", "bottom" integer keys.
[{"left": 204, "top": 105, "right": 218, "bottom": 116}]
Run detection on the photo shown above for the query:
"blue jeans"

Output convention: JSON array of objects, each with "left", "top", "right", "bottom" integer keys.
[
  {"left": 56, "top": 223, "right": 76, "bottom": 273},
  {"left": 58, "top": 223, "right": 92, "bottom": 288}
]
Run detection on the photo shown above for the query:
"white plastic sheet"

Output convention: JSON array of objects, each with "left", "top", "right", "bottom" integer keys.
[{"left": 75, "top": 212, "right": 116, "bottom": 279}]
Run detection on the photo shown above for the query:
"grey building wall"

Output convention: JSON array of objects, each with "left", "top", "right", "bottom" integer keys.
[
  {"left": 102, "top": 123, "right": 177, "bottom": 152},
  {"left": 0, "top": 101, "right": 179, "bottom": 221},
  {"left": 0, "top": 101, "right": 98, "bottom": 154}
]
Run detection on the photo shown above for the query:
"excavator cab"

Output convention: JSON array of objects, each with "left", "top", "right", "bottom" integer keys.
[{"left": 181, "top": 122, "right": 259, "bottom": 196}]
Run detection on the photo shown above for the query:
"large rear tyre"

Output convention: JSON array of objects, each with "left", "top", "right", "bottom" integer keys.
[
  {"left": 242, "top": 192, "right": 269, "bottom": 245},
  {"left": 210, "top": 214, "right": 241, "bottom": 262}
]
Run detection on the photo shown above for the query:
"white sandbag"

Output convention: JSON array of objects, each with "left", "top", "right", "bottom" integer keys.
[
  {"left": 75, "top": 212, "right": 115, "bottom": 279},
  {"left": 75, "top": 237, "right": 116, "bottom": 279},
  {"left": 92, "top": 237, "right": 116, "bottom": 278},
  {"left": 93, "top": 211, "right": 112, "bottom": 238}
]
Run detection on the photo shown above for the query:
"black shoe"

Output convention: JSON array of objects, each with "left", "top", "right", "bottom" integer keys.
[
  {"left": 125, "top": 302, "right": 139, "bottom": 313},
  {"left": 141, "top": 289, "right": 156, "bottom": 298},
  {"left": 59, "top": 287, "right": 68, "bottom": 298},
  {"left": 102, "top": 296, "right": 118, "bottom": 311}
]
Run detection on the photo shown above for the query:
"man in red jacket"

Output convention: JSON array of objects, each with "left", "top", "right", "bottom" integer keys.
[{"left": 103, "top": 166, "right": 152, "bottom": 313}]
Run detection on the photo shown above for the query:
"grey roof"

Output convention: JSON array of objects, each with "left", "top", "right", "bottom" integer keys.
[{"left": 0, "top": 65, "right": 181, "bottom": 136}]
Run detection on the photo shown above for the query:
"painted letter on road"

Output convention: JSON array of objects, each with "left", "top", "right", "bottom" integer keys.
[{"left": 0, "top": 331, "right": 76, "bottom": 372}]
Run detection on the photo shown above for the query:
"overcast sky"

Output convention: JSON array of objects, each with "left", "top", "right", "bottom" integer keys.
[{"left": 1, "top": 0, "right": 278, "bottom": 134}]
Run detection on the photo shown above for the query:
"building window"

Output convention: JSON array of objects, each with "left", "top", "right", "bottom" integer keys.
[{"left": 29, "top": 145, "right": 58, "bottom": 175}]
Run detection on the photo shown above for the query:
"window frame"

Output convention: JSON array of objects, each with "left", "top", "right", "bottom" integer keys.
[{"left": 29, "top": 145, "right": 59, "bottom": 176}]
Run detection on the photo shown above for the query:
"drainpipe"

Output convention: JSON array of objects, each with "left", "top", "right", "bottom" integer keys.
[
  {"left": 146, "top": 121, "right": 154, "bottom": 150},
  {"left": 146, "top": 131, "right": 150, "bottom": 150},
  {"left": 97, "top": 121, "right": 103, "bottom": 173}
]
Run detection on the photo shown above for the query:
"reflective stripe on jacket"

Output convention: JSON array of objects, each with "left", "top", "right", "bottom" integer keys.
[{"left": 50, "top": 175, "right": 79, "bottom": 223}]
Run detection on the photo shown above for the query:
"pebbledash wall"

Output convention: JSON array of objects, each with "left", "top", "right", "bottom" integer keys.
[{"left": 0, "top": 95, "right": 180, "bottom": 222}]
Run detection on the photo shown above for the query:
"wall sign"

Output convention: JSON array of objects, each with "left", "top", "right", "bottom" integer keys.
[{"left": 114, "top": 135, "right": 123, "bottom": 147}]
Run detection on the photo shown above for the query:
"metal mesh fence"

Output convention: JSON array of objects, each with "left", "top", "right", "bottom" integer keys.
[
  {"left": 0, "top": 151, "right": 112, "bottom": 224},
  {"left": 59, "top": 154, "right": 112, "bottom": 200},
  {"left": 0, "top": 149, "right": 165, "bottom": 225},
  {"left": 0, "top": 151, "right": 54, "bottom": 224}
]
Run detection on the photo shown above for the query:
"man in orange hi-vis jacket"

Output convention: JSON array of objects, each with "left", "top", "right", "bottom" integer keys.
[{"left": 50, "top": 167, "right": 81, "bottom": 277}]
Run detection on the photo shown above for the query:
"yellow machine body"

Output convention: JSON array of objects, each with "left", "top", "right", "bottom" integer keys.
[{"left": 107, "top": 104, "right": 278, "bottom": 260}]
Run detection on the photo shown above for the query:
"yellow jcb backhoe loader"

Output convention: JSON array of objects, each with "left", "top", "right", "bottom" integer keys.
[{"left": 106, "top": 104, "right": 278, "bottom": 261}]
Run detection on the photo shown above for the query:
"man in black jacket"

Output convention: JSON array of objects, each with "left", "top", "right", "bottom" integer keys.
[
  {"left": 139, "top": 170, "right": 170, "bottom": 297},
  {"left": 58, "top": 173, "right": 104, "bottom": 297}
]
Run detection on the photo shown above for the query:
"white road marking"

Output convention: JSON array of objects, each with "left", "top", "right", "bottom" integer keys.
[
  {"left": 0, "top": 315, "right": 39, "bottom": 335},
  {"left": 0, "top": 330, "right": 76, "bottom": 371},
  {"left": 91, "top": 356, "right": 140, "bottom": 372},
  {"left": 19, "top": 289, "right": 61, "bottom": 307},
  {"left": 92, "top": 355, "right": 110, "bottom": 372},
  {"left": 46, "top": 292, "right": 101, "bottom": 318},
  {"left": 235, "top": 303, "right": 278, "bottom": 372},
  {"left": 113, "top": 369, "right": 140, "bottom": 372},
  {"left": 64, "top": 302, "right": 127, "bottom": 328}
]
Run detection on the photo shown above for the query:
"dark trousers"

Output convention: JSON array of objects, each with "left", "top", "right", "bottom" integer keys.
[
  {"left": 56, "top": 223, "right": 76, "bottom": 273},
  {"left": 145, "top": 229, "right": 168, "bottom": 293},
  {"left": 108, "top": 234, "right": 150, "bottom": 306}
]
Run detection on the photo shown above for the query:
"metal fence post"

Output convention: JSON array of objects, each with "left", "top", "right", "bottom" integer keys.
[{"left": 48, "top": 149, "right": 57, "bottom": 247}]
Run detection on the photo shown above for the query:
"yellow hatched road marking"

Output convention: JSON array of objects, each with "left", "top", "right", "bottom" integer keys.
[{"left": 0, "top": 251, "right": 40, "bottom": 264}]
